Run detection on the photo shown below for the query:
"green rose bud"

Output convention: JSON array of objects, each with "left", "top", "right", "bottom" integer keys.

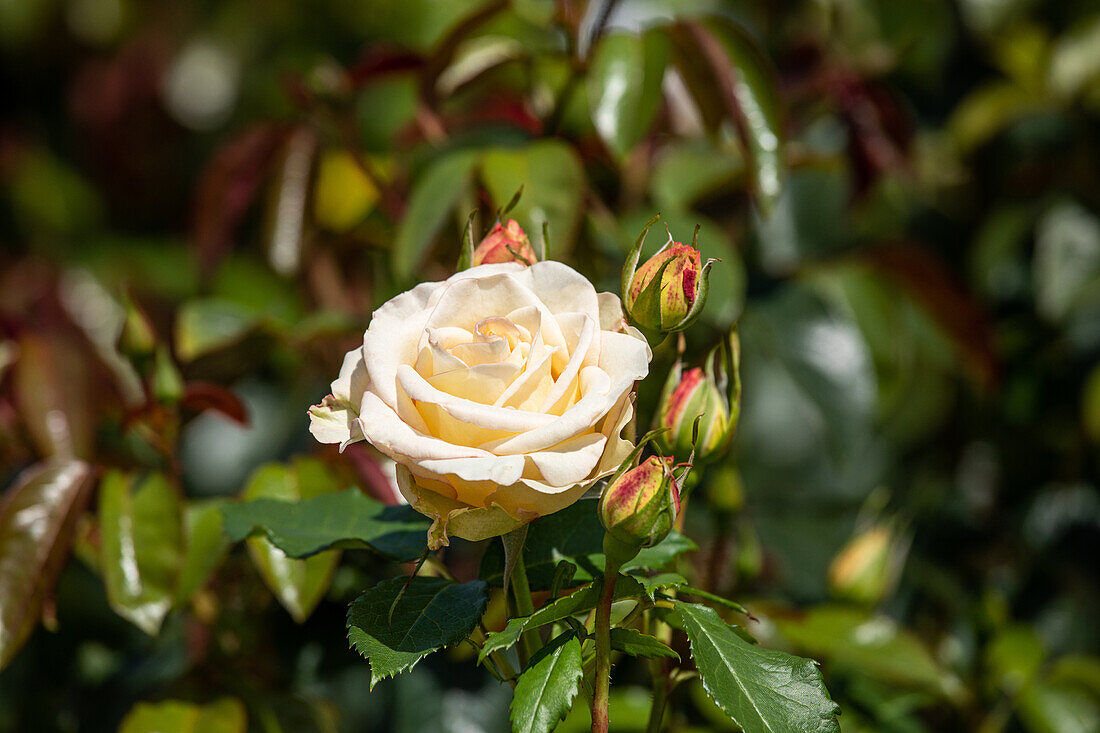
[
  {"left": 828, "top": 525, "right": 905, "bottom": 605},
  {"left": 656, "top": 330, "right": 741, "bottom": 464},
  {"left": 472, "top": 219, "right": 538, "bottom": 266},
  {"left": 118, "top": 298, "right": 156, "bottom": 359},
  {"left": 620, "top": 216, "right": 716, "bottom": 338},
  {"left": 599, "top": 455, "right": 680, "bottom": 560}
]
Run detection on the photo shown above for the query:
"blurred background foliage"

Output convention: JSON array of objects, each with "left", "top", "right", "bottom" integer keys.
[{"left": 1, "top": 0, "right": 1099, "bottom": 731}]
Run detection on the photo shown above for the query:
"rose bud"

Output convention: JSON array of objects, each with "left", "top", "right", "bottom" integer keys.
[
  {"left": 599, "top": 455, "right": 680, "bottom": 561},
  {"left": 828, "top": 525, "right": 906, "bottom": 605},
  {"left": 656, "top": 330, "right": 741, "bottom": 464},
  {"left": 621, "top": 217, "right": 716, "bottom": 336},
  {"left": 472, "top": 219, "right": 538, "bottom": 266}
]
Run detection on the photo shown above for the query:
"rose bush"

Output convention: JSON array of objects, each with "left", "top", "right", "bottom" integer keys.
[{"left": 309, "top": 261, "right": 651, "bottom": 548}]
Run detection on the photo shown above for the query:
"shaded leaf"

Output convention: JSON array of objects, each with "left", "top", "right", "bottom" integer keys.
[
  {"left": 587, "top": 29, "right": 670, "bottom": 159},
  {"left": 0, "top": 459, "right": 92, "bottom": 669},
  {"left": 510, "top": 632, "right": 584, "bottom": 733},
  {"left": 119, "top": 697, "right": 247, "bottom": 733},
  {"left": 393, "top": 150, "right": 479, "bottom": 280},
  {"left": 222, "top": 486, "right": 429, "bottom": 562},
  {"left": 240, "top": 459, "right": 343, "bottom": 623},
  {"left": 347, "top": 576, "right": 488, "bottom": 688},
  {"left": 479, "top": 499, "right": 696, "bottom": 588},
  {"left": 12, "top": 334, "right": 94, "bottom": 458},
  {"left": 99, "top": 471, "right": 183, "bottom": 635},
  {"left": 610, "top": 628, "right": 679, "bottom": 661},
  {"left": 671, "top": 602, "right": 840, "bottom": 733}
]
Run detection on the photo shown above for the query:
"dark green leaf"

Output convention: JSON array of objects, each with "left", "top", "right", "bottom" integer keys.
[
  {"left": 0, "top": 459, "right": 92, "bottom": 669},
  {"left": 481, "top": 141, "right": 585, "bottom": 256},
  {"left": 239, "top": 459, "right": 343, "bottom": 623},
  {"left": 671, "top": 602, "right": 840, "bottom": 733},
  {"left": 629, "top": 571, "right": 687, "bottom": 600},
  {"left": 510, "top": 632, "right": 584, "bottom": 733},
  {"left": 119, "top": 697, "right": 247, "bottom": 733},
  {"left": 480, "top": 575, "right": 644, "bottom": 661},
  {"left": 99, "top": 471, "right": 184, "bottom": 635},
  {"left": 347, "top": 576, "right": 489, "bottom": 688},
  {"left": 222, "top": 487, "right": 428, "bottom": 562},
  {"left": 479, "top": 499, "right": 695, "bottom": 588},
  {"left": 610, "top": 628, "right": 679, "bottom": 661},
  {"left": 587, "top": 29, "right": 670, "bottom": 159},
  {"left": 394, "top": 150, "right": 479, "bottom": 280}
]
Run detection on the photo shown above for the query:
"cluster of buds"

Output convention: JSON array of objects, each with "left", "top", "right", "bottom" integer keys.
[
  {"left": 598, "top": 434, "right": 681, "bottom": 564},
  {"left": 656, "top": 329, "right": 741, "bottom": 465},
  {"left": 621, "top": 216, "right": 716, "bottom": 339}
]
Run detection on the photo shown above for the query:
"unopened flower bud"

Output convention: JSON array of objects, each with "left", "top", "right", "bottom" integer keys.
[
  {"left": 621, "top": 219, "right": 716, "bottom": 336},
  {"left": 472, "top": 219, "right": 538, "bottom": 266},
  {"left": 118, "top": 299, "right": 156, "bottom": 359},
  {"left": 656, "top": 331, "right": 741, "bottom": 464},
  {"left": 599, "top": 456, "right": 680, "bottom": 556},
  {"left": 828, "top": 525, "right": 902, "bottom": 605}
]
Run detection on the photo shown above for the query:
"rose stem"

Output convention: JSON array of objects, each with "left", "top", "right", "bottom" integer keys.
[
  {"left": 591, "top": 558, "right": 622, "bottom": 733},
  {"left": 511, "top": 553, "right": 541, "bottom": 665}
]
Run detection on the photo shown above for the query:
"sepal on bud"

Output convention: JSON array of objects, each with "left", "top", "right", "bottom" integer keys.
[
  {"left": 828, "top": 522, "right": 908, "bottom": 605},
  {"left": 656, "top": 328, "right": 742, "bottom": 464},
  {"left": 621, "top": 216, "right": 717, "bottom": 338}
]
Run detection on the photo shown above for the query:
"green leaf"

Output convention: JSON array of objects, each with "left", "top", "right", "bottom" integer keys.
[
  {"left": 610, "top": 628, "right": 679, "bottom": 661},
  {"left": 480, "top": 575, "right": 644, "bottom": 661},
  {"left": 0, "top": 459, "right": 92, "bottom": 670},
  {"left": 481, "top": 141, "right": 585, "bottom": 256},
  {"left": 347, "top": 576, "right": 489, "bottom": 688},
  {"left": 99, "top": 471, "right": 184, "bottom": 635},
  {"left": 628, "top": 571, "right": 687, "bottom": 600},
  {"left": 393, "top": 150, "right": 479, "bottom": 281},
  {"left": 479, "top": 499, "right": 696, "bottom": 588},
  {"left": 587, "top": 29, "right": 670, "bottom": 159},
  {"left": 119, "top": 697, "right": 247, "bottom": 733},
  {"left": 175, "top": 499, "right": 230, "bottom": 604},
  {"left": 670, "top": 19, "right": 785, "bottom": 215},
  {"left": 510, "top": 631, "right": 584, "bottom": 733},
  {"left": 772, "top": 605, "right": 953, "bottom": 694},
  {"left": 239, "top": 459, "right": 343, "bottom": 623},
  {"left": 175, "top": 299, "right": 260, "bottom": 362},
  {"left": 12, "top": 334, "right": 93, "bottom": 458},
  {"left": 671, "top": 602, "right": 840, "bottom": 733},
  {"left": 222, "top": 487, "right": 429, "bottom": 562}
]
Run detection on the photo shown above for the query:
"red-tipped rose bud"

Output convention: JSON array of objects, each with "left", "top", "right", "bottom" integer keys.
[
  {"left": 656, "top": 330, "right": 741, "bottom": 464},
  {"left": 599, "top": 456, "right": 680, "bottom": 556},
  {"left": 472, "top": 219, "right": 538, "bottom": 266},
  {"left": 621, "top": 218, "right": 716, "bottom": 337}
]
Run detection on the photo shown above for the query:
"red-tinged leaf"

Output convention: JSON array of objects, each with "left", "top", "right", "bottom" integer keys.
[
  {"left": 0, "top": 458, "right": 94, "bottom": 670},
  {"left": 348, "top": 46, "right": 425, "bottom": 87},
  {"left": 181, "top": 382, "right": 249, "bottom": 426},
  {"left": 862, "top": 242, "right": 998, "bottom": 389},
  {"left": 670, "top": 19, "right": 786, "bottom": 215},
  {"left": 12, "top": 334, "right": 94, "bottom": 459},
  {"left": 832, "top": 74, "right": 914, "bottom": 197},
  {"left": 192, "top": 124, "right": 289, "bottom": 274},
  {"left": 342, "top": 443, "right": 401, "bottom": 506}
]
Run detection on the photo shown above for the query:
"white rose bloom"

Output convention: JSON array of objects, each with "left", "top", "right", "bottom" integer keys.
[{"left": 309, "top": 262, "right": 652, "bottom": 548}]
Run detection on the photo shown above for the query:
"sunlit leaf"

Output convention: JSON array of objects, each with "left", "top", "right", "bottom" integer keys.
[
  {"left": 510, "top": 632, "right": 583, "bottom": 733},
  {"left": 175, "top": 299, "right": 261, "bottom": 362},
  {"left": 671, "top": 602, "right": 840, "bottom": 733},
  {"left": 99, "top": 471, "right": 184, "bottom": 635},
  {"left": 239, "top": 459, "right": 343, "bottom": 623},
  {"left": 175, "top": 499, "right": 230, "bottom": 605},
  {"left": 587, "top": 29, "right": 670, "bottom": 159},
  {"left": 119, "top": 697, "right": 247, "bottom": 733},
  {"left": 0, "top": 459, "right": 92, "bottom": 670},
  {"left": 347, "top": 576, "right": 489, "bottom": 688}
]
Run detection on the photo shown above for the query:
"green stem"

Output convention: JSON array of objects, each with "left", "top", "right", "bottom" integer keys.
[
  {"left": 591, "top": 559, "right": 621, "bottom": 733},
  {"left": 644, "top": 667, "right": 669, "bottom": 733},
  {"left": 511, "top": 553, "right": 540, "bottom": 666}
]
